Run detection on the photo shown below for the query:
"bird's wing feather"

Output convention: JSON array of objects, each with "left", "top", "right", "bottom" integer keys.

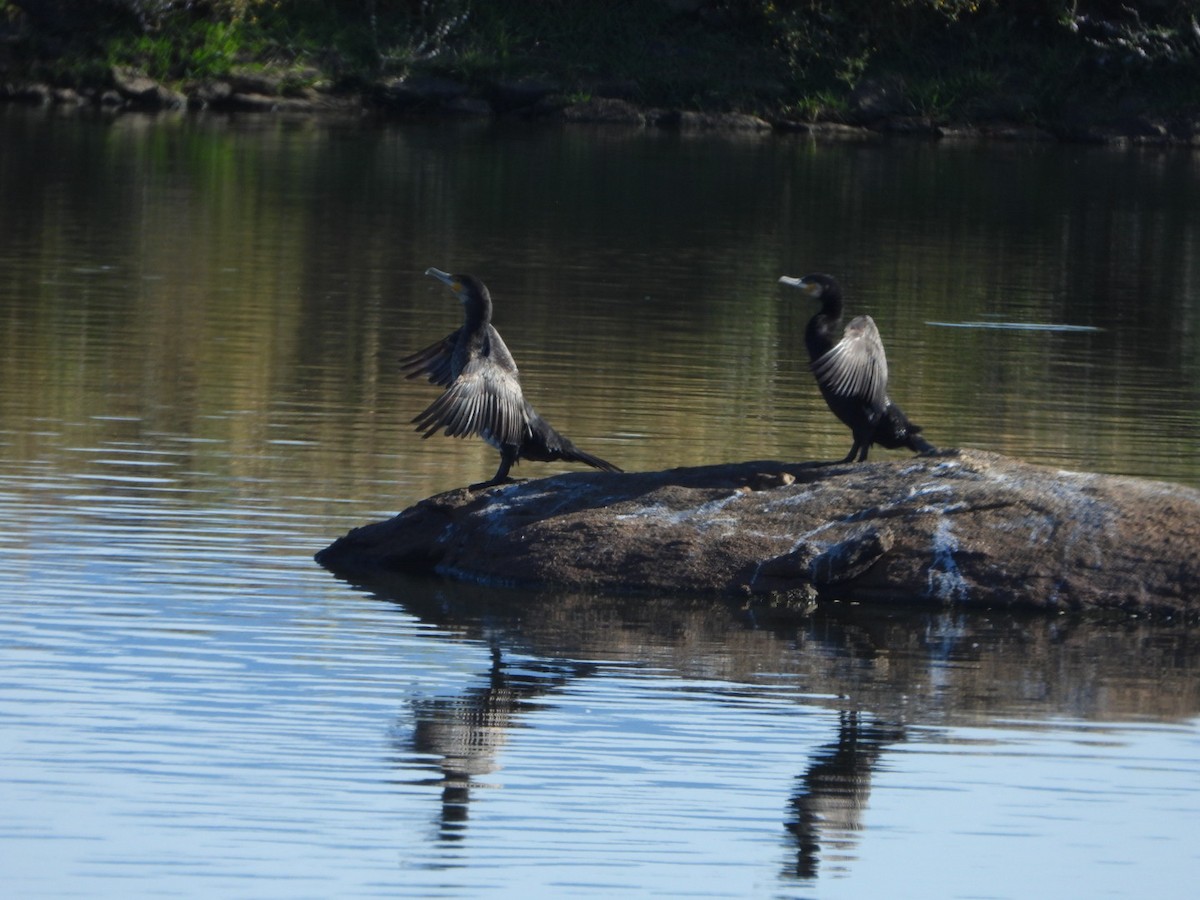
[
  {"left": 482, "top": 325, "right": 519, "bottom": 375},
  {"left": 810, "top": 315, "right": 889, "bottom": 411},
  {"left": 399, "top": 329, "right": 461, "bottom": 387},
  {"left": 411, "top": 354, "right": 528, "bottom": 448}
]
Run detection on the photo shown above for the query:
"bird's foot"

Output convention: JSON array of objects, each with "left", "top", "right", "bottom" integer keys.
[{"left": 468, "top": 476, "right": 522, "bottom": 492}]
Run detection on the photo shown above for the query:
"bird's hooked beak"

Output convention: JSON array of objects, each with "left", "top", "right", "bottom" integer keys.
[
  {"left": 425, "top": 267, "right": 466, "bottom": 302},
  {"left": 778, "top": 275, "right": 822, "bottom": 299}
]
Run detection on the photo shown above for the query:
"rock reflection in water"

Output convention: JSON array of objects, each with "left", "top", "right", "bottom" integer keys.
[{"left": 368, "top": 575, "right": 1200, "bottom": 877}]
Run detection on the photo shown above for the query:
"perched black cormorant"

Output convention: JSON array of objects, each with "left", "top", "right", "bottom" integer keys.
[
  {"left": 779, "top": 272, "right": 935, "bottom": 463},
  {"left": 400, "top": 268, "right": 622, "bottom": 489}
]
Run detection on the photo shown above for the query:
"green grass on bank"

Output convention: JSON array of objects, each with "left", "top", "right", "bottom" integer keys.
[{"left": 1, "top": 1, "right": 1198, "bottom": 124}]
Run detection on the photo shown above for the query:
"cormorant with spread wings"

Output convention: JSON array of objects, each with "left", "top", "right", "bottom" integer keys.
[{"left": 401, "top": 268, "right": 621, "bottom": 489}]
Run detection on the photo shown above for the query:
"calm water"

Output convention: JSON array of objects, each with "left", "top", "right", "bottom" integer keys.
[{"left": 2, "top": 106, "right": 1199, "bottom": 898}]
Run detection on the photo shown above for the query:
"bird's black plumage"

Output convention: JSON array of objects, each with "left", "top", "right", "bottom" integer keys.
[
  {"left": 400, "top": 268, "right": 621, "bottom": 489},
  {"left": 779, "top": 272, "right": 935, "bottom": 463}
]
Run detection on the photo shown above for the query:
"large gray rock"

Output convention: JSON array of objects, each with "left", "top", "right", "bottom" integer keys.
[{"left": 316, "top": 449, "right": 1200, "bottom": 618}]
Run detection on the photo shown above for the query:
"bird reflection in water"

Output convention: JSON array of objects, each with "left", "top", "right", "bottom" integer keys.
[
  {"left": 401, "top": 645, "right": 594, "bottom": 842},
  {"left": 784, "top": 710, "right": 903, "bottom": 880}
]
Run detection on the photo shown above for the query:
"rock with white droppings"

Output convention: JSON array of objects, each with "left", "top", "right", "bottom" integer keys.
[{"left": 316, "top": 449, "right": 1200, "bottom": 618}]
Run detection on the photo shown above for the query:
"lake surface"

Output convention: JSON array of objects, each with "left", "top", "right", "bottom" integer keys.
[{"left": 2, "top": 105, "right": 1198, "bottom": 898}]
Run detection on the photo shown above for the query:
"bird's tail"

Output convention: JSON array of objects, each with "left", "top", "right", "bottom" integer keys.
[
  {"left": 905, "top": 427, "right": 937, "bottom": 455},
  {"left": 879, "top": 404, "right": 937, "bottom": 455},
  {"left": 523, "top": 406, "right": 623, "bottom": 472},
  {"left": 561, "top": 446, "right": 623, "bottom": 473}
]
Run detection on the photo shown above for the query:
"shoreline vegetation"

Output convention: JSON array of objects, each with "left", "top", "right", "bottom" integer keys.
[{"left": 2, "top": 0, "right": 1199, "bottom": 143}]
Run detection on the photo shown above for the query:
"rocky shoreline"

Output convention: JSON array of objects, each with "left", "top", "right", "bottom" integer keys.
[{"left": 4, "top": 65, "right": 1199, "bottom": 146}]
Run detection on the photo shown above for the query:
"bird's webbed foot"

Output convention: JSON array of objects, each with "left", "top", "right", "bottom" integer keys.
[
  {"left": 468, "top": 476, "right": 519, "bottom": 491},
  {"left": 471, "top": 449, "right": 521, "bottom": 491}
]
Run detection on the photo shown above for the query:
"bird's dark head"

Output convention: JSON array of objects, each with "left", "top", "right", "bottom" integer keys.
[
  {"left": 778, "top": 272, "right": 842, "bottom": 305},
  {"left": 425, "top": 267, "right": 492, "bottom": 321}
]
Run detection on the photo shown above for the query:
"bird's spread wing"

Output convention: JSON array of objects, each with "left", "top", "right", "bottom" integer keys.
[
  {"left": 482, "top": 324, "right": 519, "bottom": 374},
  {"left": 399, "top": 329, "right": 461, "bottom": 387},
  {"left": 811, "top": 315, "right": 889, "bottom": 411},
  {"left": 411, "top": 354, "right": 528, "bottom": 448}
]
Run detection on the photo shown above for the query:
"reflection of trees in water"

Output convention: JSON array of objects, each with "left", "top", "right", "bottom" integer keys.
[
  {"left": 401, "top": 644, "right": 595, "bottom": 842},
  {"left": 784, "top": 710, "right": 903, "bottom": 880}
]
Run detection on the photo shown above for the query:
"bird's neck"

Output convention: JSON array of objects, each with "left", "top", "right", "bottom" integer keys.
[
  {"left": 805, "top": 303, "right": 842, "bottom": 361},
  {"left": 463, "top": 298, "right": 492, "bottom": 333}
]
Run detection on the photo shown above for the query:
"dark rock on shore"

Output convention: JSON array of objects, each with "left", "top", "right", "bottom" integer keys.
[
  {"left": 488, "top": 75, "right": 562, "bottom": 111},
  {"left": 375, "top": 74, "right": 469, "bottom": 110},
  {"left": 556, "top": 96, "right": 646, "bottom": 125},
  {"left": 112, "top": 67, "right": 185, "bottom": 109},
  {"left": 316, "top": 449, "right": 1200, "bottom": 618},
  {"left": 774, "top": 120, "right": 882, "bottom": 140},
  {"left": 652, "top": 109, "right": 773, "bottom": 131}
]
